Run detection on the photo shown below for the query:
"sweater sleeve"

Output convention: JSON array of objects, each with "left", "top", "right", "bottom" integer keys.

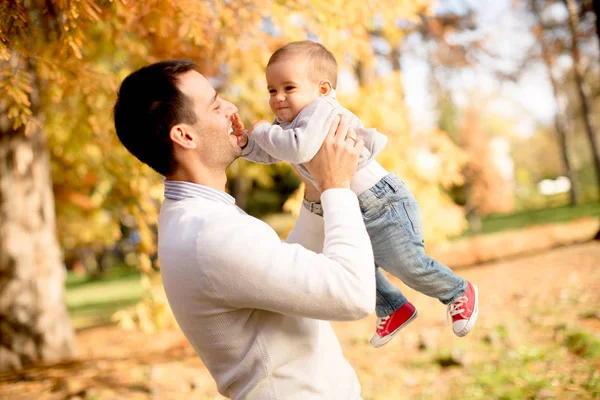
[
  {"left": 199, "top": 189, "right": 375, "bottom": 321},
  {"left": 240, "top": 135, "right": 281, "bottom": 164},
  {"left": 250, "top": 97, "right": 340, "bottom": 164}
]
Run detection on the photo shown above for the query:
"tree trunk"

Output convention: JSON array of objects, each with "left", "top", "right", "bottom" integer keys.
[
  {"left": 463, "top": 165, "right": 482, "bottom": 232},
  {"left": 390, "top": 46, "right": 402, "bottom": 72},
  {"left": 530, "top": 0, "right": 578, "bottom": 205},
  {"left": 0, "top": 57, "right": 76, "bottom": 370},
  {"left": 564, "top": 0, "right": 600, "bottom": 200},
  {"left": 593, "top": 0, "right": 600, "bottom": 61}
]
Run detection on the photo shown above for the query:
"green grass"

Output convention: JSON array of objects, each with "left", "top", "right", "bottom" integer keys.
[
  {"left": 455, "top": 345, "right": 578, "bottom": 400},
  {"left": 66, "top": 264, "right": 141, "bottom": 289},
  {"left": 565, "top": 330, "right": 600, "bottom": 359},
  {"left": 466, "top": 202, "right": 600, "bottom": 236},
  {"left": 583, "top": 368, "right": 600, "bottom": 397},
  {"left": 66, "top": 267, "right": 143, "bottom": 330}
]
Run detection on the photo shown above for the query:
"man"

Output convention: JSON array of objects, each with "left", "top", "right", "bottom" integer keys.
[{"left": 114, "top": 59, "right": 375, "bottom": 399}]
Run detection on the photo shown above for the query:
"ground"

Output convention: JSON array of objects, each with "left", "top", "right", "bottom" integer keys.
[{"left": 1, "top": 242, "right": 599, "bottom": 399}]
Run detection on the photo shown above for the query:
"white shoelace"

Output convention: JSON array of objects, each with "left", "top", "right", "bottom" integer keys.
[
  {"left": 376, "top": 316, "right": 390, "bottom": 330},
  {"left": 448, "top": 296, "right": 468, "bottom": 319}
]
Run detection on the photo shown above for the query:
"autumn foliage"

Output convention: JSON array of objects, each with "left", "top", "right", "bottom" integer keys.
[
  {"left": 0, "top": 1, "right": 473, "bottom": 352},
  {"left": 1, "top": 0, "right": 468, "bottom": 263}
]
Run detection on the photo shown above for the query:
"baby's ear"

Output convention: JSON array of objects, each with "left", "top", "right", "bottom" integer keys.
[{"left": 319, "top": 80, "right": 333, "bottom": 96}]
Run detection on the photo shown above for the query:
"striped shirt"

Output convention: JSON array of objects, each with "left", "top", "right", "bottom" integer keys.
[{"left": 164, "top": 180, "right": 236, "bottom": 205}]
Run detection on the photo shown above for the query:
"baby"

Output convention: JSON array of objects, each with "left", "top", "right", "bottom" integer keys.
[{"left": 241, "top": 40, "right": 478, "bottom": 347}]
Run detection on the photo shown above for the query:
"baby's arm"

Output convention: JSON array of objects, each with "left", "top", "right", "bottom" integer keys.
[
  {"left": 234, "top": 116, "right": 280, "bottom": 164},
  {"left": 241, "top": 138, "right": 280, "bottom": 164},
  {"left": 250, "top": 97, "right": 339, "bottom": 164}
]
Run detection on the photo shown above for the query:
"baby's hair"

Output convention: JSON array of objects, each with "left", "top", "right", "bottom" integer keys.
[{"left": 268, "top": 40, "right": 338, "bottom": 88}]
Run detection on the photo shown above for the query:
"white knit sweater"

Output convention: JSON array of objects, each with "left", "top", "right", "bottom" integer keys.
[{"left": 158, "top": 185, "right": 375, "bottom": 399}]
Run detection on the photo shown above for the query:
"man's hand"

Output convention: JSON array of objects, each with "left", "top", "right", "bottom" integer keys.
[
  {"left": 248, "top": 120, "right": 270, "bottom": 137},
  {"left": 304, "top": 115, "right": 364, "bottom": 191},
  {"left": 231, "top": 113, "right": 248, "bottom": 148}
]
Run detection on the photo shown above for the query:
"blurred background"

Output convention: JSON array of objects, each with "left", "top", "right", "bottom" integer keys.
[{"left": 1, "top": 0, "right": 599, "bottom": 399}]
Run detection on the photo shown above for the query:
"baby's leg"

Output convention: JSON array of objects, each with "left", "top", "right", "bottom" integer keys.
[
  {"left": 370, "top": 265, "right": 418, "bottom": 348},
  {"left": 364, "top": 175, "right": 467, "bottom": 304},
  {"left": 361, "top": 180, "right": 422, "bottom": 347},
  {"left": 362, "top": 173, "right": 478, "bottom": 337},
  {"left": 374, "top": 266, "right": 407, "bottom": 318}
]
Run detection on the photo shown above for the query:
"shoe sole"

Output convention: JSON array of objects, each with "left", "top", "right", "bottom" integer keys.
[
  {"left": 455, "top": 283, "right": 478, "bottom": 337},
  {"left": 370, "top": 309, "right": 418, "bottom": 348}
]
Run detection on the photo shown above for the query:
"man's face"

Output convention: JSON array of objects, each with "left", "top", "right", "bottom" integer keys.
[
  {"left": 266, "top": 58, "right": 321, "bottom": 123},
  {"left": 177, "top": 70, "right": 241, "bottom": 168}
]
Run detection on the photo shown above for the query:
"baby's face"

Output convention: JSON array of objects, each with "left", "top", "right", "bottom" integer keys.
[{"left": 266, "top": 58, "right": 321, "bottom": 122}]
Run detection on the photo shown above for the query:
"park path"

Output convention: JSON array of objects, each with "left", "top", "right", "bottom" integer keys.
[{"left": 1, "top": 241, "right": 599, "bottom": 399}]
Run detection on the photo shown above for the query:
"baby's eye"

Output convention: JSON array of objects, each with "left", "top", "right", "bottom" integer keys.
[
  {"left": 285, "top": 86, "right": 295, "bottom": 91},
  {"left": 269, "top": 89, "right": 276, "bottom": 94}
]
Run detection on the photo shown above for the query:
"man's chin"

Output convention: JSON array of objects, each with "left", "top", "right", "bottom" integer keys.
[
  {"left": 229, "top": 138, "right": 243, "bottom": 158},
  {"left": 226, "top": 150, "right": 242, "bottom": 168}
]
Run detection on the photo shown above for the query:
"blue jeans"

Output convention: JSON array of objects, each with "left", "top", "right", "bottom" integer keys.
[{"left": 358, "top": 173, "right": 467, "bottom": 318}]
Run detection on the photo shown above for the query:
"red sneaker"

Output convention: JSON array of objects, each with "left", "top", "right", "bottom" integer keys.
[
  {"left": 448, "top": 282, "right": 478, "bottom": 337},
  {"left": 370, "top": 302, "right": 418, "bottom": 348}
]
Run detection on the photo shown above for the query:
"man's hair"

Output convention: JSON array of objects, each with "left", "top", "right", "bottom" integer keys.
[
  {"left": 267, "top": 41, "right": 338, "bottom": 88},
  {"left": 114, "top": 59, "right": 199, "bottom": 176}
]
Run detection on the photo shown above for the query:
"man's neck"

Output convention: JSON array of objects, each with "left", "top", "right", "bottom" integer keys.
[{"left": 166, "top": 166, "right": 227, "bottom": 192}]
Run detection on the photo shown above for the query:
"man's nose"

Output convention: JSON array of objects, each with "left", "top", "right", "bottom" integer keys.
[{"left": 223, "top": 99, "right": 238, "bottom": 115}]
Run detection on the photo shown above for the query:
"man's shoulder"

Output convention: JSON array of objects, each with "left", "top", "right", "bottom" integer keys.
[
  {"left": 160, "top": 199, "right": 278, "bottom": 247},
  {"left": 158, "top": 200, "right": 279, "bottom": 283},
  {"left": 161, "top": 199, "right": 246, "bottom": 227},
  {"left": 159, "top": 200, "right": 234, "bottom": 245}
]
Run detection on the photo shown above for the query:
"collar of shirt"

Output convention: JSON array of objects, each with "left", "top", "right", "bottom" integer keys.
[{"left": 164, "top": 180, "right": 236, "bottom": 205}]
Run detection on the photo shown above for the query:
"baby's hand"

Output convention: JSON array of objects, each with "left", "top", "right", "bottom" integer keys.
[
  {"left": 232, "top": 113, "right": 245, "bottom": 135},
  {"left": 248, "top": 120, "right": 270, "bottom": 137},
  {"left": 231, "top": 113, "right": 248, "bottom": 148}
]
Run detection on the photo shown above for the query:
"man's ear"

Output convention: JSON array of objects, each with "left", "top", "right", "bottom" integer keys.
[
  {"left": 319, "top": 80, "right": 333, "bottom": 96},
  {"left": 169, "top": 124, "right": 197, "bottom": 149}
]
